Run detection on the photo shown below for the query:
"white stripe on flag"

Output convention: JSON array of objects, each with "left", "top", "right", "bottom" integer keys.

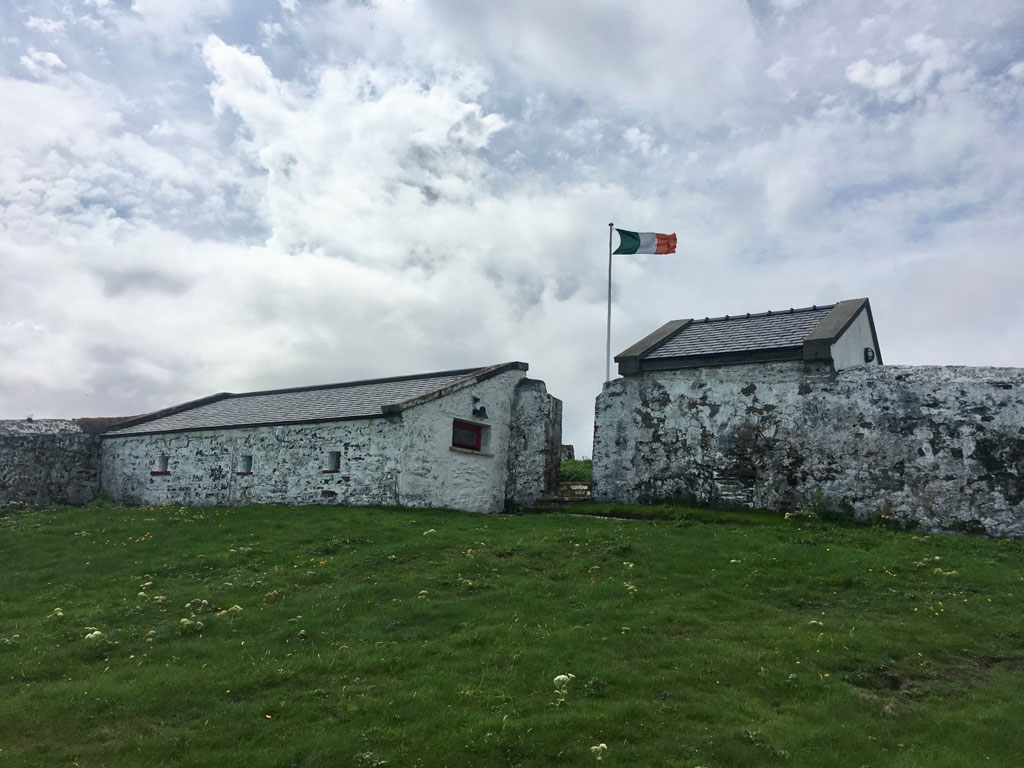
[{"left": 637, "top": 232, "right": 657, "bottom": 253}]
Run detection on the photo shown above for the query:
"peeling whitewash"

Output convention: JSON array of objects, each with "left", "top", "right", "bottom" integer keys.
[
  {"left": 594, "top": 364, "right": 1024, "bottom": 537},
  {"left": 101, "top": 370, "right": 560, "bottom": 513}
]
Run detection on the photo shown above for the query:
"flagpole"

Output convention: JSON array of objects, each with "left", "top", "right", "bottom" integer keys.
[{"left": 606, "top": 222, "right": 614, "bottom": 383}]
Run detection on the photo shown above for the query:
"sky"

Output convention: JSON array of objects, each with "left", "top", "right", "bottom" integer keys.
[{"left": 2, "top": 0, "right": 1023, "bottom": 455}]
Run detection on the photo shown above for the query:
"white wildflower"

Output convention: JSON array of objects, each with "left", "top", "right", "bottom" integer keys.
[
  {"left": 553, "top": 673, "right": 576, "bottom": 703},
  {"left": 52, "top": 607, "right": 64, "bottom": 618},
  {"left": 179, "top": 618, "right": 204, "bottom": 635},
  {"left": 552, "top": 671, "right": 577, "bottom": 692},
  {"left": 423, "top": 529, "right": 437, "bottom": 535},
  {"left": 84, "top": 630, "right": 105, "bottom": 642},
  {"left": 591, "top": 743, "right": 608, "bottom": 761}
]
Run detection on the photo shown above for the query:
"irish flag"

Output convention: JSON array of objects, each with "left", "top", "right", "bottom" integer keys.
[{"left": 613, "top": 229, "right": 677, "bottom": 255}]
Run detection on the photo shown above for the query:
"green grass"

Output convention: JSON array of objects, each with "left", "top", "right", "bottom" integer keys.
[
  {"left": 558, "top": 460, "right": 592, "bottom": 484},
  {"left": 1, "top": 501, "right": 1022, "bottom": 767}
]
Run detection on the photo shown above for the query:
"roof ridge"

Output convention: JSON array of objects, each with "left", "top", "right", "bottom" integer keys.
[
  {"left": 691, "top": 303, "right": 835, "bottom": 325},
  {"left": 217, "top": 366, "right": 488, "bottom": 400}
]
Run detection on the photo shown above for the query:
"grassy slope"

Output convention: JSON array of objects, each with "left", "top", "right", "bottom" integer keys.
[{"left": 1, "top": 502, "right": 1022, "bottom": 768}]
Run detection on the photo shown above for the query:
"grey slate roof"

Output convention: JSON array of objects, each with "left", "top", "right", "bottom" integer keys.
[
  {"left": 644, "top": 305, "right": 834, "bottom": 359},
  {"left": 104, "top": 363, "right": 527, "bottom": 437}
]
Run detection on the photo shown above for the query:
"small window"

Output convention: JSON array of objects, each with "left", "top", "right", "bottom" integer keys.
[
  {"left": 452, "top": 420, "right": 483, "bottom": 451},
  {"left": 323, "top": 451, "right": 341, "bottom": 473},
  {"left": 236, "top": 455, "right": 253, "bottom": 475},
  {"left": 151, "top": 454, "right": 170, "bottom": 476}
]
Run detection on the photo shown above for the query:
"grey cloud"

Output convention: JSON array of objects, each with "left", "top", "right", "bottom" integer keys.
[{"left": 93, "top": 267, "right": 194, "bottom": 297}]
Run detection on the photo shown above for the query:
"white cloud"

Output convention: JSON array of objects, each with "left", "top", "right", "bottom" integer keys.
[
  {"left": 202, "top": 35, "right": 509, "bottom": 262},
  {"left": 19, "top": 49, "right": 66, "bottom": 76},
  {"left": 25, "top": 16, "right": 66, "bottom": 34},
  {"left": 846, "top": 58, "right": 907, "bottom": 92},
  {"left": 128, "top": 0, "right": 232, "bottom": 30}
]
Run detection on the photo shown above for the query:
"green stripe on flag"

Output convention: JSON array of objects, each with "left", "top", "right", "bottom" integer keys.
[{"left": 613, "top": 229, "right": 640, "bottom": 254}]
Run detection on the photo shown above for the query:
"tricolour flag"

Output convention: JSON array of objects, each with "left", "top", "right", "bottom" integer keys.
[{"left": 612, "top": 229, "right": 677, "bottom": 255}]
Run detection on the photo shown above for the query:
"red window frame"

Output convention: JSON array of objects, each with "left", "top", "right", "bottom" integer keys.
[{"left": 452, "top": 419, "right": 483, "bottom": 451}]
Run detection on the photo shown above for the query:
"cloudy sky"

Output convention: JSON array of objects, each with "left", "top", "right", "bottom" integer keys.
[{"left": 2, "top": 0, "right": 1023, "bottom": 453}]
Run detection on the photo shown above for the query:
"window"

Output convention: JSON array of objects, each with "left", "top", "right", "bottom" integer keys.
[
  {"left": 236, "top": 455, "right": 253, "bottom": 475},
  {"left": 452, "top": 420, "right": 484, "bottom": 452},
  {"left": 151, "top": 454, "right": 170, "bottom": 476},
  {"left": 323, "top": 451, "right": 341, "bottom": 473}
]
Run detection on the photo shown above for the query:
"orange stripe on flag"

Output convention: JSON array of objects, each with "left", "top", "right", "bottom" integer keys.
[{"left": 655, "top": 233, "right": 677, "bottom": 254}]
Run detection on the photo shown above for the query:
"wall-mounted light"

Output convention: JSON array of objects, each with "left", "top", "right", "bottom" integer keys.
[{"left": 864, "top": 347, "right": 876, "bottom": 363}]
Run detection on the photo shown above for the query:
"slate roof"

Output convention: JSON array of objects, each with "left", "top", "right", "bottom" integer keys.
[
  {"left": 644, "top": 305, "right": 834, "bottom": 359},
  {"left": 104, "top": 362, "right": 527, "bottom": 437},
  {"left": 615, "top": 298, "right": 879, "bottom": 374}
]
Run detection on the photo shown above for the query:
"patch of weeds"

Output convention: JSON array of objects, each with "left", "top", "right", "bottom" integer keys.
[{"left": 558, "top": 459, "right": 592, "bottom": 483}]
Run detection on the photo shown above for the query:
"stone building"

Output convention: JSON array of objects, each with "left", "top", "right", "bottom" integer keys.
[
  {"left": 98, "top": 361, "right": 561, "bottom": 513},
  {"left": 594, "top": 299, "right": 1024, "bottom": 536}
]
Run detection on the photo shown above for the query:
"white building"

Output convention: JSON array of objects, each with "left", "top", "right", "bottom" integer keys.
[{"left": 102, "top": 362, "right": 561, "bottom": 513}]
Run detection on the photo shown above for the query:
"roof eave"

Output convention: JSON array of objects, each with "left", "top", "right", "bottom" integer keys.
[
  {"left": 102, "top": 412, "right": 389, "bottom": 439},
  {"left": 632, "top": 347, "right": 805, "bottom": 372},
  {"left": 615, "top": 320, "right": 692, "bottom": 375}
]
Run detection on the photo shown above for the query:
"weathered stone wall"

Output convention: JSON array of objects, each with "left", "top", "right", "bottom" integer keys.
[
  {"left": 594, "top": 364, "right": 1024, "bottom": 536},
  {"left": 100, "top": 369, "right": 554, "bottom": 513},
  {"left": 395, "top": 369, "right": 527, "bottom": 512},
  {"left": 505, "top": 379, "right": 562, "bottom": 509},
  {"left": 101, "top": 418, "right": 403, "bottom": 508},
  {"left": 0, "top": 420, "right": 100, "bottom": 506}
]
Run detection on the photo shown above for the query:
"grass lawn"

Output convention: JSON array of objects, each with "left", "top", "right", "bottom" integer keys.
[{"left": 1, "top": 501, "right": 1022, "bottom": 767}]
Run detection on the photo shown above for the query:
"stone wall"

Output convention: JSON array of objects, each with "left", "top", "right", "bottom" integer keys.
[
  {"left": 394, "top": 369, "right": 527, "bottom": 512},
  {"left": 594, "top": 364, "right": 1024, "bottom": 536},
  {"left": 505, "top": 378, "right": 562, "bottom": 509},
  {"left": 101, "top": 418, "right": 403, "bottom": 508},
  {"left": 0, "top": 420, "right": 100, "bottom": 506}
]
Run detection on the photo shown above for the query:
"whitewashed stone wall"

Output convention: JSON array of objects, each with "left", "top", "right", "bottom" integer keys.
[
  {"left": 395, "top": 369, "right": 526, "bottom": 512},
  {"left": 0, "top": 420, "right": 100, "bottom": 506},
  {"left": 594, "top": 364, "right": 1024, "bottom": 536},
  {"left": 101, "top": 369, "right": 558, "bottom": 513},
  {"left": 101, "top": 418, "right": 402, "bottom": 508}
]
